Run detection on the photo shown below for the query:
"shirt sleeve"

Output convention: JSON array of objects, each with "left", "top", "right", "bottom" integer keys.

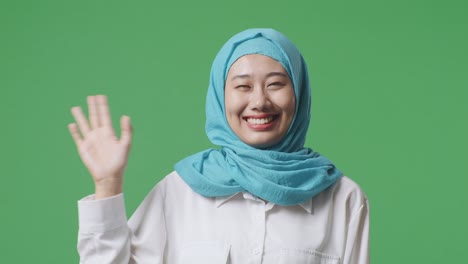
[
  {"left": 77, "top": 181, "right": 167, "bottom": 264},
  {"left": 342, "top": 198, "right": 370, "bottom": 264}
]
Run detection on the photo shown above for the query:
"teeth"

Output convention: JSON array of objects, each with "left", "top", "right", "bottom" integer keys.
[{"left": 246, "top": 116, "right": 274, "bottom": 125}]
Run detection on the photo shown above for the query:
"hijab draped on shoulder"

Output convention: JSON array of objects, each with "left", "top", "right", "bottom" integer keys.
[{"left": 175, "top": 28, "right": 342, "bottom": 206}]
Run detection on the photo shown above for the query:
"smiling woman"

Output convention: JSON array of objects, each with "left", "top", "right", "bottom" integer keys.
[
  {"left": 70, "top": 28, "right": 369, "bottom": 264},
  {"left": 225, "top": 54, "right": 295, "bottom": 148}
]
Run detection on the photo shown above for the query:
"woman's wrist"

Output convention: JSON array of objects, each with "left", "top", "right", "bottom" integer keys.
[{"left": 94, "top": 178, "right": 123, "bottom": 199}]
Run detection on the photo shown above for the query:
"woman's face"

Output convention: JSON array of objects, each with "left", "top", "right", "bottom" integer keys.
[{"left": 225, "top": 54, "right": 295, "bottom": 148}]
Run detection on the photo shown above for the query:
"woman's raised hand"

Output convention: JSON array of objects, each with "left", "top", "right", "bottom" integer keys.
[{"left": 68, "top": 95, "right": 132, "bottom": 199}]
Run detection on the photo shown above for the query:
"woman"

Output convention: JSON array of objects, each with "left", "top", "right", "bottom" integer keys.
[{"left": 69, "top": 28, "right": 369, "bottom": 264}]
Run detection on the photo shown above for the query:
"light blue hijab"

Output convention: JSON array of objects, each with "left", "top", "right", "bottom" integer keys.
[{"left": 175, "top": 28, "right": 342, "bottom": 206}]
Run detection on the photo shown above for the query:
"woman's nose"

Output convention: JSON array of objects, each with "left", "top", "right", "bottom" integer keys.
[{"left": 250, "top": 87, "right": 271, "bottom": 110}]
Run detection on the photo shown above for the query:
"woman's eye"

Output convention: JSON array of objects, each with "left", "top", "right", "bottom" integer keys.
[
  {"left": 268, "top": 82, "right": 285, "bottom": 88},
  {"left": 235, "top": 85, "right": 251, "bottom": 90}
]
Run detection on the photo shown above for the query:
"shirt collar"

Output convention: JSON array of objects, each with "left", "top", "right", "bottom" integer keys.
[
  {"left": 215, "top": 192, "right": 313, "bottom": 214},
  {"left": 215, "top": 193, "right": 242, "bottom": 208},
  {"left": 298, "top": 198, "right": 313, "bottom": 214}
]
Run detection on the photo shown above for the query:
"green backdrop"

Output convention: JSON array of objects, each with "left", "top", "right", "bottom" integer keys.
[{"left": 1, "top": 0, "right": 466, "bottom": 263}]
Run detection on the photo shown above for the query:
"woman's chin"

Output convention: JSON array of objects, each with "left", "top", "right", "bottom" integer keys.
[{"left": 241, "top": 134, "right": 283, "bottom": 149}]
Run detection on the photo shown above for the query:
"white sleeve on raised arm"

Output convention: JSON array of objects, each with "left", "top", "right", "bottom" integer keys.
[{"left": 77, "top": 181, "right": 167, "bottom": 264}]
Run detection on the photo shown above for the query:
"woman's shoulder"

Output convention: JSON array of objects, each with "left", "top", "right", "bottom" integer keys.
[
  {"left": 157, "top": 170, "right": 189, "bottom": 190},
  {"left": 334, "top": 176, "right": 367, "bottom": 198},
  {"left": 151, "top": 170, "right": 201, "bottom": 199},
  {"left": 314, "top": 176, "right": 368, "bottom": 214},
  {"left": 335, "top": 176, "right": 368, "bottom": 202}
]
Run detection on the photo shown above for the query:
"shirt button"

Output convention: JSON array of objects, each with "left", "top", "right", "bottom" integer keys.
[{"left": 253, "top": 248, "right": 261, "bottom": 255}]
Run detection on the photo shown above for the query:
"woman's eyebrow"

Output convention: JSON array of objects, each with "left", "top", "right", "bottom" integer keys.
[
  {"left": 230, "top": 72, "right": 287, "bottom": 81},
  {"left": 266, "top": 72, "right": 288, "bottom": 78},
  {"left": 230, "top": 74, "right": 251, "bottom": 81}
]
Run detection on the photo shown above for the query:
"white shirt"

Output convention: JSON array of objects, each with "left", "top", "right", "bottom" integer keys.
[{"left": 78, "top": 171, "right": 369, "bottom": 264}]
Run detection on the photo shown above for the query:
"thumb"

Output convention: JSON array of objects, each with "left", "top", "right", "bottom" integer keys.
[{"left": 120, "top": 115, "right": 133, "bottom": 146}]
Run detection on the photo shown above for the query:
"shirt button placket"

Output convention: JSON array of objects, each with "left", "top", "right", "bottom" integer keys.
[{"left": 250, "top": 201, "right": 266, "bottom": 263}]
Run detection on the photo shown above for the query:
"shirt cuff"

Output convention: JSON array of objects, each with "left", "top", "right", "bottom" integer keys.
[{"left": 78, "top": 193, "right": 127, "bottom": 234}]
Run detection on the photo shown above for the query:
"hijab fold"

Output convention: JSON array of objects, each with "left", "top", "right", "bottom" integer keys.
[{"left": 175, "top": 28, "right": 342, "bottom": 206}]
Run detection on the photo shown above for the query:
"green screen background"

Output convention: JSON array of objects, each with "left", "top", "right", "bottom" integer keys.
[{"left": 1, "top": 0, "right": 466, "bottom": 262}]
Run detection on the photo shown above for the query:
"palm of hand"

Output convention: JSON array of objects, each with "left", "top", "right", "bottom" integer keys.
[
  {"left": 69, "top": 95, "right": 132, "bottom": 194},
  {"left": 77, "top": 126, "right": 129, "bottom": 182}
]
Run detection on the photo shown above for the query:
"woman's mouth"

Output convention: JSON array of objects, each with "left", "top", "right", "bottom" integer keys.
[
  {"left": 243, "top": 114, "right": 279, "bottom": 130},
  {"left": 246, "top": 116, "right": 274, "bottom": 125}
]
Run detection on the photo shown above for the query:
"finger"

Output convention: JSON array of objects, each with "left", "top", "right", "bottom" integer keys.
[
  {"left": 68, "top": 123, "right": 83, "bottom": 146},
  {"left": 87, "top": 95, "right": 99, "bottom": 129},
  {"left": 96, "top": 95, "right": 113, "bottom": 128},
  {"left": 120, "top": 115, "right": 132, "bottom": 146},
  {"left": 71, "top": 106, "right": 90, "bottom": 136}
]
